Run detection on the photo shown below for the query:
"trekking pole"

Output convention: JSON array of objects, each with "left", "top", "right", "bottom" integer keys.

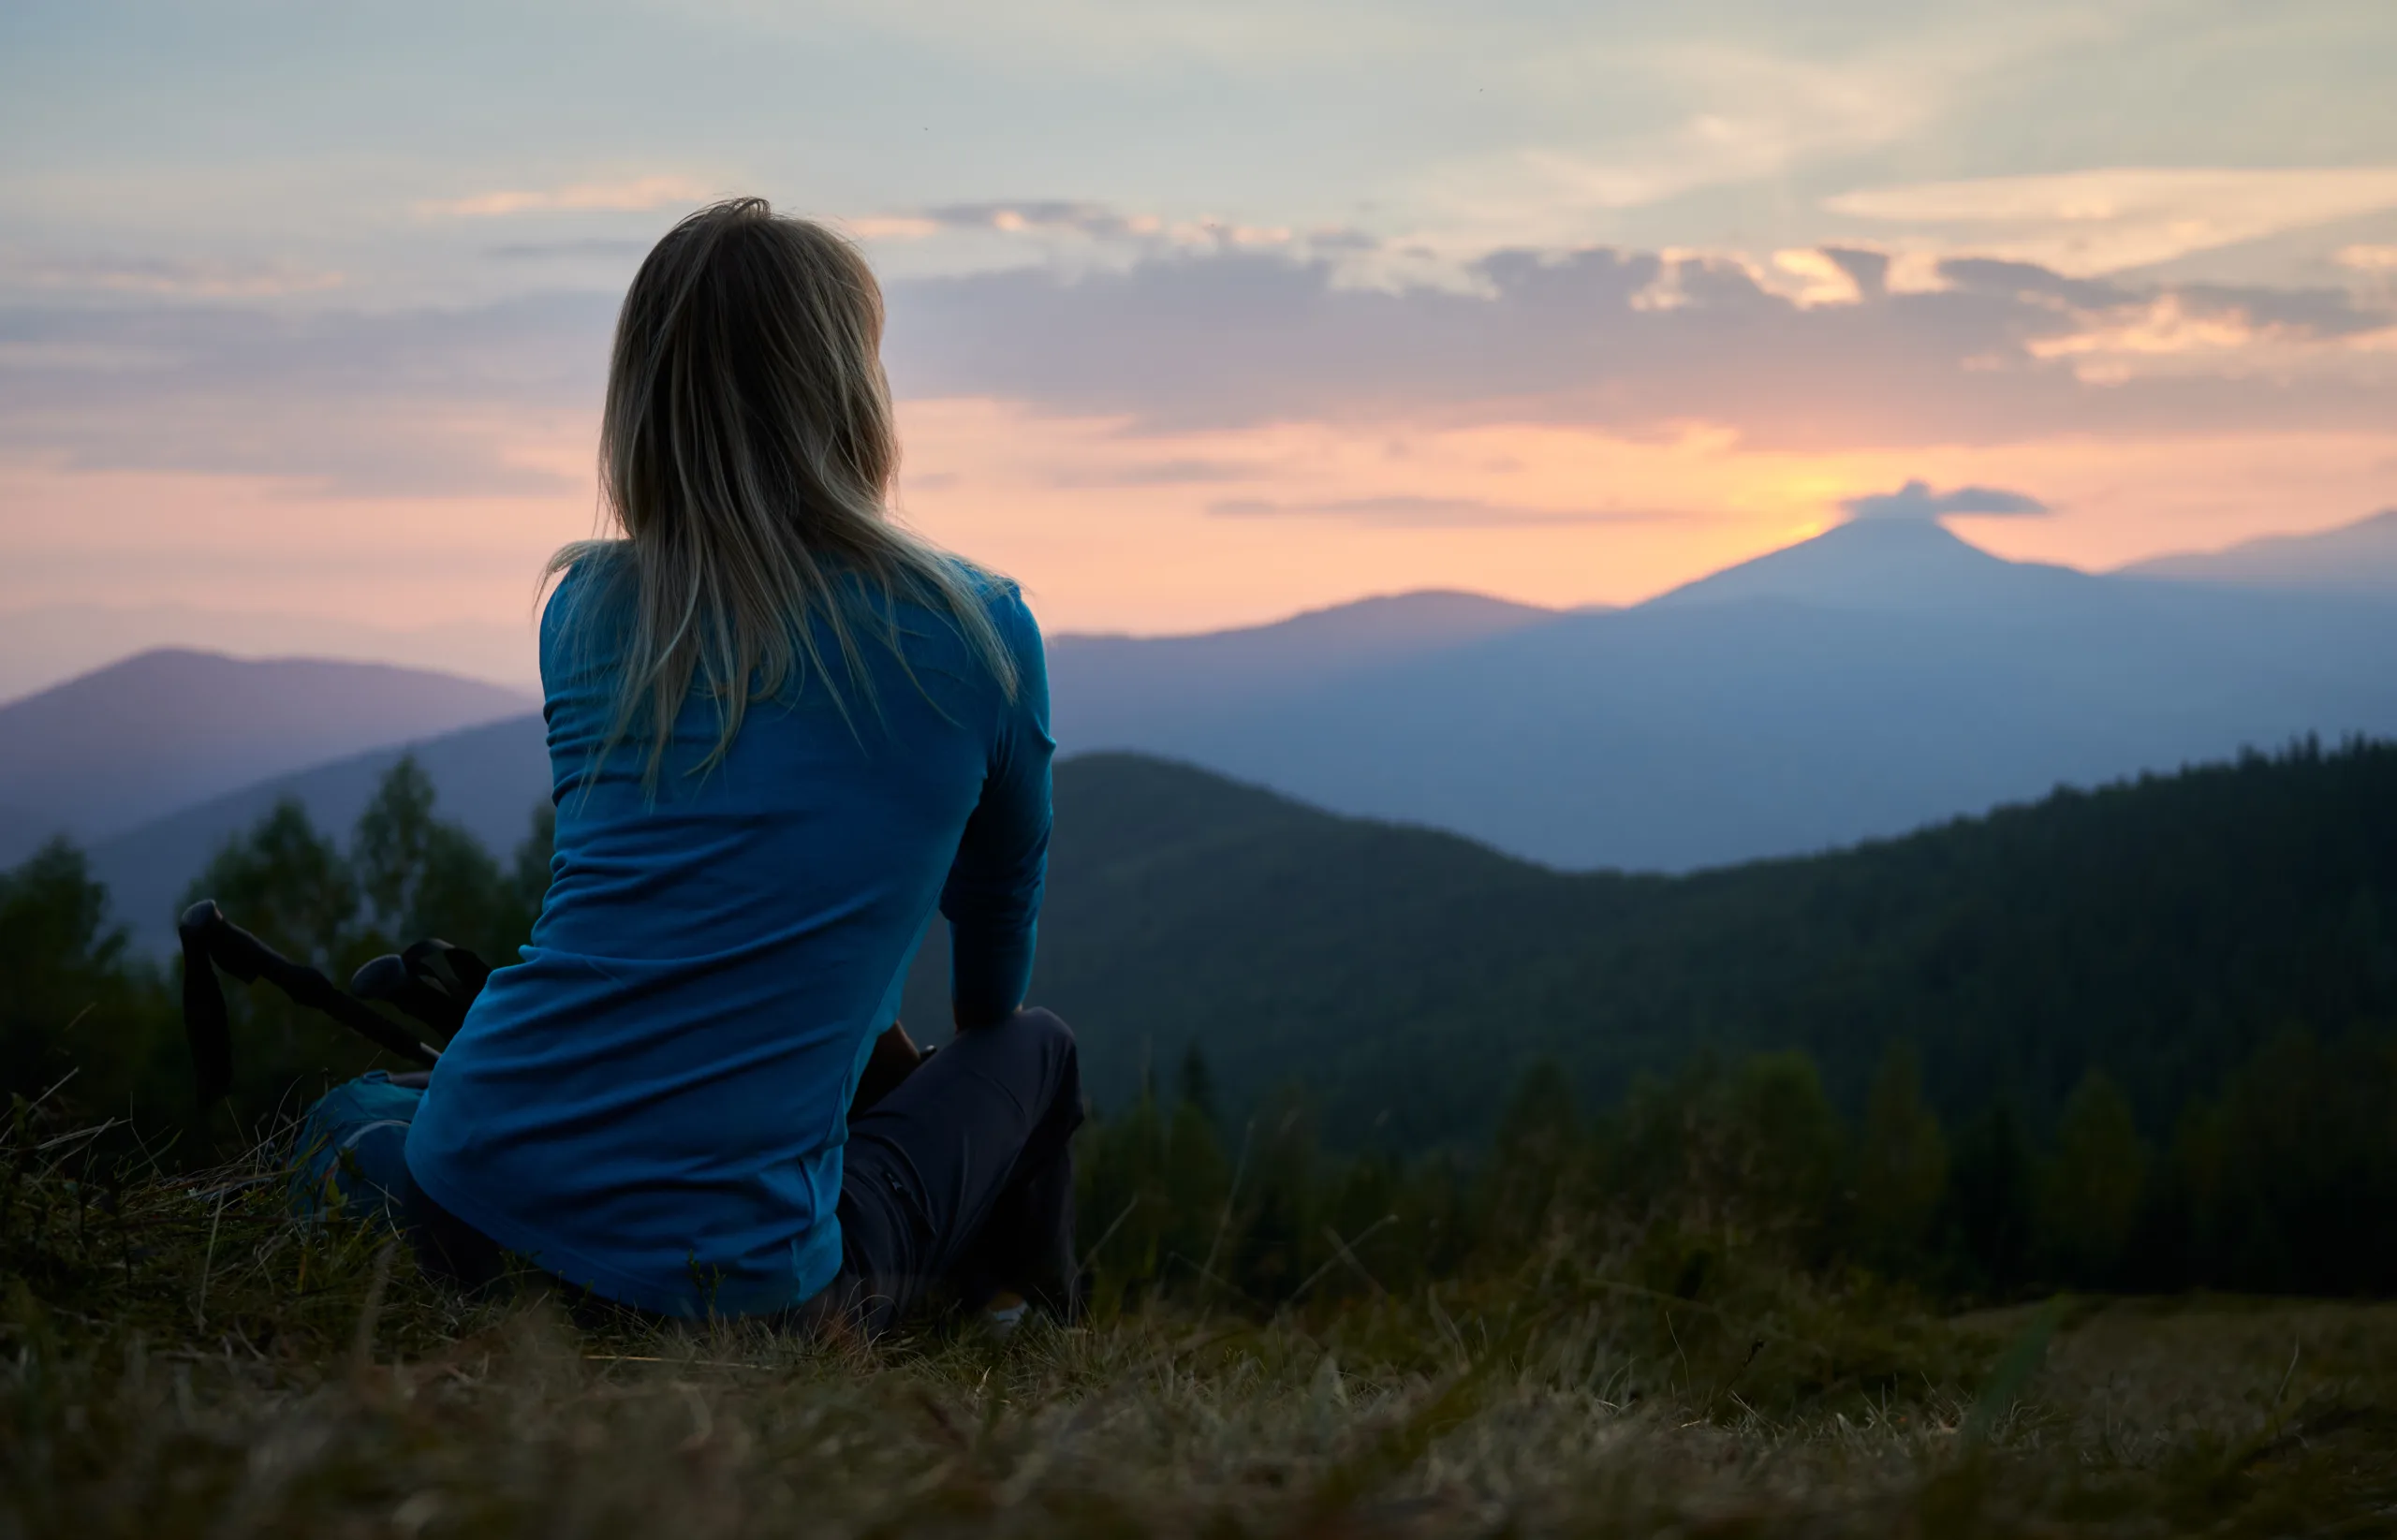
[{"left": 178, "top": 900, "right": 441, "bottom": 1107}]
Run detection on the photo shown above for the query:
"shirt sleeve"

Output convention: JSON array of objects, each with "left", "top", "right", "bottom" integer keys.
[{"left": 939, "top": 587, "right": 1053, "bottom": 1028}]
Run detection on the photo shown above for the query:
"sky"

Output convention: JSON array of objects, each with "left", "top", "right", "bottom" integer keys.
[{"left": 3, "top": 0, "right": 2395, "bottom": 656}]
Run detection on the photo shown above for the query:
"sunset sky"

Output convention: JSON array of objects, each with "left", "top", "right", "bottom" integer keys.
[{"left": 5, "top": 0, "right": 2395, "bottom": 660}]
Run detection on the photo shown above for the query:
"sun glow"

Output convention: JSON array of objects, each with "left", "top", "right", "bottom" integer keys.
[{"left": 5, "top": 404, "right": 2392, "bottom": 643}]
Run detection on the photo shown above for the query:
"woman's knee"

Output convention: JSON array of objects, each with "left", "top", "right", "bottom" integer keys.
[
  {"left": 1012, "top": 1005, "right": 1073, "bottom": 1047},
  {"left": 1007, "top": 1005, "right": 1077, "bottom": 1073},
  {"left": 1011, "top": 1008, "right": 1083, "bottom": 1143},
  {"left": 942, "top": 1006, "right": 1078, "bottom": 1109}
]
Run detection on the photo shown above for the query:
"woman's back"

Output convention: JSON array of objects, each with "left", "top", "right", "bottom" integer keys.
[{"left": 404, "top": 563, "right": 1052, "bottom": 1317}]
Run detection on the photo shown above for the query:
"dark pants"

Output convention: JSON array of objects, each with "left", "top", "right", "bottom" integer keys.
[
  {"left": 409, "top": 1006, "right": 1084, "bottom": 1335},
  {"left": 818, "top": 1005, "right": 1085, "bottom": 1334}
]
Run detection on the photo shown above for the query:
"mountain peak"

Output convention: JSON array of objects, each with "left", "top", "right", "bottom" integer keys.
[
  {"left": 1812, "top": 514, "right": 1979, "bottom": 545},
  {"left": 1646, "top": 518, "right": 2089, "bottom": 616}
]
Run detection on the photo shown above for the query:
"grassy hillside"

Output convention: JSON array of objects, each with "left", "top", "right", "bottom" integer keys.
[
  {"left": 8, "top": 1093, "right": 2397, "bottom": 1537},
  {"left": 910, "top": 741, "right": 2397, "bottom": 1145}
]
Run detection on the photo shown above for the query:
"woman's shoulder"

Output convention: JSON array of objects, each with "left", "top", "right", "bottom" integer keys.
[
  {"left": 542, "top": 544, "right": 630, "bottom": 621},
  {"left": 968, "top": 568, "right": 1039, "bottom": 644},
  {"left": 962, "top": 568, "right": 1044, "bottom": 687},
  {"left": 896, "top": 559, "right": 1038, "bottom": 650},
  {"left": 931, "top": 554, "right": 1025, "bottom": 616},
  {"left": 537, "top": 544, "right": 634, "bottom": 673},
  {"left": 876, "top": 560, "right": 1042, "bottom": 714}
]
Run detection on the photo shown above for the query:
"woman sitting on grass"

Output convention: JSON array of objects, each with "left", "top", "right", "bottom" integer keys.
[{"left": 314, "top": 198, "right": 1078, "bottom": 1330}]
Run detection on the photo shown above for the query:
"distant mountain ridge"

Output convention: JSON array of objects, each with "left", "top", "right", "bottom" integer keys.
[
  {"left": 1048, "top": 589, "right": 1558, "bottom": 748},
  {"left": 1057, "top": 589, "right": 1559, "bottom": 655},
  {"left": 1047, "top": 521, "right": 2397, "bottom": 868},
  {"left": 0, "top": 603, "right": 540, "bottom": 704},
  {"left": 42, "top": 515, "right": 2397, "bottom": 931},
  {"left": 0, "top": 650, "right": 534, "bottom": 867},
  {"left": 2122, "top": 508, "right": 2397, "bottom": 596}
]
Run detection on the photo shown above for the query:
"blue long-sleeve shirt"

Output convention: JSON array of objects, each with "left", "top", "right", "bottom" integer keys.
[{"left": 404, "top": 561, "right": 1051, "bottom": 1317}]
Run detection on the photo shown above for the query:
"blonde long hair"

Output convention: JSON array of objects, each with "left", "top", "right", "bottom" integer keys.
[{"left": 548, "top": 198, "right": 1017, "bottom": 788}]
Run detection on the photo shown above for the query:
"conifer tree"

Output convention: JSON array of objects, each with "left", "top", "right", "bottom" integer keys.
[
  {"left": 1174, "top": 1038, "right": 1218, "bottom": 1124},
  {"left": 1946, "top": 1104, "right": 2035, "bottom": 1293},
  {"left": 1854, "top": 1040, "right": 1948, "bottom": 1273},
  {"left": 2040, "top": 1069, "right": 2148, "bottom": 1286}
]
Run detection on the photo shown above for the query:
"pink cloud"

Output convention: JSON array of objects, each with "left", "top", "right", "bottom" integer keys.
[{"left": 418, "top": 175, "right": 714, "bottom": 219}]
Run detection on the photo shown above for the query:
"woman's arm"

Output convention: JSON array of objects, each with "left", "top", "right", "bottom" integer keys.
[{"left": 939, "top": 591, "right": 1053, "bottom": 1031}]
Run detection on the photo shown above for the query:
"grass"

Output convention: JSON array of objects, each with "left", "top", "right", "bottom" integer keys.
[{"left": 7, "top": 1099, "right": 2396, "bottom": 1538}]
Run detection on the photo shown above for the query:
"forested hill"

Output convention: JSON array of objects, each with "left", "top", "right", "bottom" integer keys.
[
  {"left": 10, "top": 735, "right": 2392, "bottom": 1158},
  {"left": 906, "top": 741, "right": 2397, "bottom": 1147}
]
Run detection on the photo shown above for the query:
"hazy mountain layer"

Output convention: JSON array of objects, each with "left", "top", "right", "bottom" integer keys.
[
  {"left": 0, "top": 603, "right": 539, "bottom": 704},
  {"left": 75, "top": 519, "right": 2397, "bottom": 938},
  {"left": 89, "top": 712, "right": 551, "bottom": 949},
  {"left": 1048, "top": 588, "right": 1558, "bottom": 745},
  {"left": 2123, "top": 507, "right": 2397, "bottom": 596},
  {"left": 1054, "top": 521, "right": 2397, "bottom": 868},
  {"left": 0, "top": 651, "right": 534, "bottom": 866}
]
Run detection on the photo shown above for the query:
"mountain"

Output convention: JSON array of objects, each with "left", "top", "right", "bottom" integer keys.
[
  {"left": 68, "top": 528, "right": 2397, "bottom": 937},
  {"left": 78, "top": 726, "right": 2397, "bottom": 1151},
  {"left": 80, "top": 590, "right": 1562, "bottom": 949},
  {"left": 1647, "top": 516, "right": 2101, "bottom": 617},
  {"left": 2121, "top": 508, "right": 2397, "bottom": 596},
  {"left": 0, "top": 650, "right": 533, "bottom": 866},
  {"left": 897, "top": 745, "right": 2397, "bottom": 1147},
  {"left": 81, "top": 738, "right": 2397, "bottom": 1152},
  {"left": 87, "top": 711, "right": 551, "bottom": 951},
  {"left": 1047, "top": 589, "right": 1557, "bottom": 747},
  {"left": 1049, "top": 523, "right": 2397, "bottom": 869},
  {"left": 0, "top": 603, "right": 539, "bottom": 702}
]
